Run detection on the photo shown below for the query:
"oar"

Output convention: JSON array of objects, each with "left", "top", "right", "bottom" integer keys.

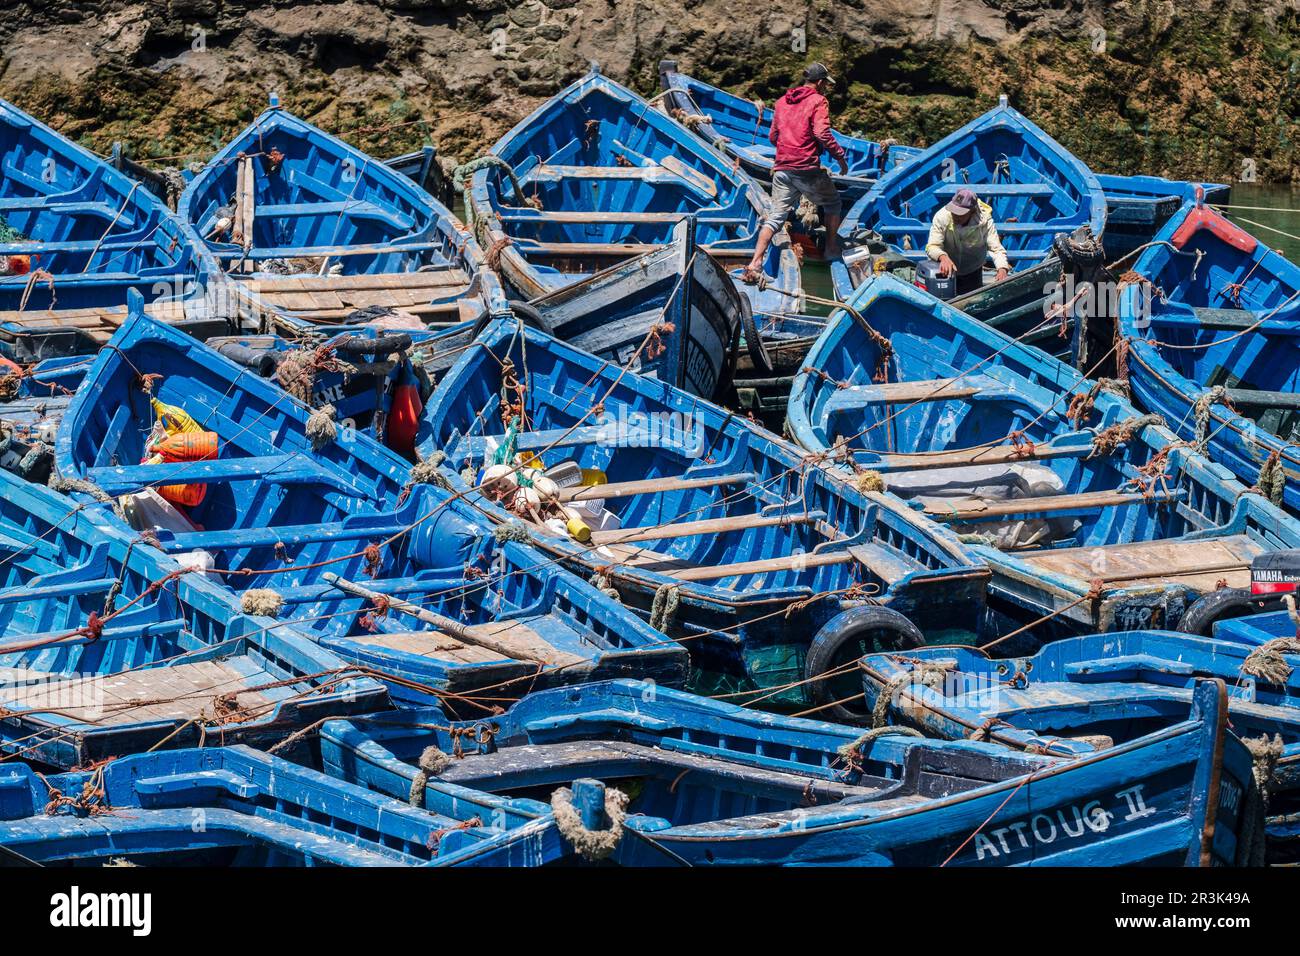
[{"left": 321, "top": 572, "right": 550, "bottom": 665}]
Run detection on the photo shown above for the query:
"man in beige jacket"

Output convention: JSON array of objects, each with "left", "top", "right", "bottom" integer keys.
[{"left": 926, "top": 187, "right": 1010, "bottom": 294}]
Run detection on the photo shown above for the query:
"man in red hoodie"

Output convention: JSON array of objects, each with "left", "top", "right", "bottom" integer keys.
[{"left": 743, "top": 62, "right": 848, "bottom": 282}]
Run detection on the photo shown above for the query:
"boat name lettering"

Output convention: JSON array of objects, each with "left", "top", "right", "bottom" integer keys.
[{"left": 971, "top": 785, "right": 1154, "bottom": 861}]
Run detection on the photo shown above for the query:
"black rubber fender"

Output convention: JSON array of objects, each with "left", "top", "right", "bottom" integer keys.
[
  {"left": 1176, "top": 588, "right": 1286, "bottom": 636},
  {"left": 214, "top": 341, "right": 278, "bottom": 377},
  {"left": 472, "top": 299, "right": 556, "bottom": 340},
  {"left": 804, "top": 605, "right": 926, "bottom": 722},
  {"left": 738, "top": 295, "right": 774, "bottom": 375},
  {"left": 331, "top": 332, "right": 413, "bottom": 356}
]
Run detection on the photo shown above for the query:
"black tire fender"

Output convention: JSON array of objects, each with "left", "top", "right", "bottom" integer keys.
[
  {"left": 331, "top": 333, "right": 413, "bottom": 356},
  {"left": 805, "top": 605, "right": 925, "bottom": 722},
  {"left": 1176, "top": 587, "right": 1284, "bottom": 636},
  {"left": 738, "top": 295, "right": 774, "bottom": 375}
]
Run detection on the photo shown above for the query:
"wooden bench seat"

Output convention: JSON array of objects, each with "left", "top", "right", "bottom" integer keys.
[
  {"left": 925, "top": 487, "right": 1183, "bottom": 523},
  {"left": 558, "top": 471, "right": 754, "bottom": 504}
]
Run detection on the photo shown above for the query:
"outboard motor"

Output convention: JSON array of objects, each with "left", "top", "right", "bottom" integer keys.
[
  {"left": 1175, "top": 548, "right": 1300, "bottom": 635},
  {"left": 1251, "top": 549, "right": 1300, "bottom": 597},
  {"left": 913, "top": 258, "right": 956, "bottom": 301}
]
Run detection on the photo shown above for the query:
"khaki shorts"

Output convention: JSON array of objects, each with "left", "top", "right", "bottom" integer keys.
[{"left": 763, "top": 168, "right": 842, "bottom": 232}]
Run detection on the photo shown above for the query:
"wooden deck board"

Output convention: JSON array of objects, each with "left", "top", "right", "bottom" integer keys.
[
  {"left": 350, "top": 621, "right": 584, "bottom": 666},
  {"left": 242, "top": 270, "right": 472, "bottom": 294},
  {"left": 0, "top": 660, "right": 278, "bottom": 725},
  {"left": 838, "top": 378, "right": 983, "bottom": 405},
  {"left": 879, "top": 443, "right": 1086, "bottom": 471},
  {"left": 1018, "top": 535, "right": 1263, "bottom": 589}
]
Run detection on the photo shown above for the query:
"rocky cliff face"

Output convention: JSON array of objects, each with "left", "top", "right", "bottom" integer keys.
[{"left": 1, "top": 0, "right": 1297, "bottom": 181}]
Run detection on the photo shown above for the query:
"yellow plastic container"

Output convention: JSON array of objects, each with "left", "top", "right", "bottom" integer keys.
[{"left": 565, "top": 516, "right": 592, "bottom": 543}]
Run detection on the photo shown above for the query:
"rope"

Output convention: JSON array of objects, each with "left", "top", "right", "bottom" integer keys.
[
  {"left": 1193, "top": 386, "right": 1234, "bottom": 450},
  {"left": 870, "top": 660, "right": 952, "bottom": 728},
  {"left": 276, "top": 346, "right": 348, "bottom": 404},
  {"left": 939, "top": 772, "right": 1036, "bottom": 866},
  {"left": 550, "top": 785, "right": 629, "bottom": 862},
  {"left": 47, "top": 475, "right": 125, "bottom": 520},
  {"left": 1086, "top": 413, "right": 1165, "bottom": 459},
  {"left": 1240, "top": 637, "right": 1300, "bottom": 685},
  {"left": 1237, "top": 734, "right": 1284, "bottom": 867},
  {"left": 835, "top": 725, "right": 923, "bottom": 764},
  {"left": 451, "top": 156, "right": 539, "bottom": 226},
  {"left": 648, "top": 583, "right": 681, "bottom": 632},
  {"left": 408, "top": 746, "right": 452, "bottom": 807},
  {"left": 79, "top": 181, "right": 141, "bottom": 274},
  {"left": 399, "top": 451, "right": 453, "bottom": 503},
  {"left": 1221, "top": 213, "right": 1300, "bottom": 245},
  {"left": 588, "top": 568, "right": 621, "bottom": 602},
  {"left": 979, "top": 578, "right": 1106, "bottom": 652},
  {"left": 854, "top": 470, "right": 885, "bottom": 493},
  {"left": 669, "top": 108, "right": 710, "bottom": 131},
  {"left": 305, "top": 403, "right": 338, "bottom": 450},
  {"left": 1066, "top": 378, "right": 1130, "bottom": 428},
  {"left": 240, "top": 588, "right": 285, "bottom": 617},
  {"left": 1256, "top": 450, "right": 1286, "bottom": 507},
  {"left": 493, "top": 521, "right": 531, "bottom": 544},
  {"left": 17, "top": 268, "right": 55, "bottom": 314}
]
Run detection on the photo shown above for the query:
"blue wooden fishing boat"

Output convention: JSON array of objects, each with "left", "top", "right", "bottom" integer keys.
[
  {"left": 54, "top": 291, "right": 411, "bottom": 533},
  {"left": 1118, "top": 194, "right": 1300, "bottom": 514},
  {"left": 464, "top": 68, "right": 802, "bottom": 323},
  {"left": 319, "top": 678, "right": 1253, "bottom": 866},
  {"left": 0, "top": 467, "right": 388, "bottom": 769},
  {"left": 1095, "top": 174, "right": 1230, "bottom": 261},
  {"left": 421, "top": 315, "right": 990, "bottom": 704},
  {"left": 197, "top": 324, "right": 454, "bottom": 458},
  {"left": 788, "top": 272, "right": 1300, "bottom": 649},
  {"left": 525, "top": 218, "right": 747, "bottom": 400},
  {"left": 177, "top": 97, "right": 509, "bottom": 333},
  {"left": 657, "top": 61, "right": 921, "bottom": 209},
  {"left": 860, "top": 629, "right": 1296, "bottom": 862},
  {"left": 0, "top": 97, "right": 219, "bottom": 342},
  {"left": 133, "top": 480, "right": 689, "bottom": 710},
  {"left": 836, "top": 97, "right": 1106, "bottom": 299},
  {"left": 0, "top": 746, "right": 562, "bottom": 866},
  {"left": 53, "top": 300, "right": 685, "bottom": 706}
]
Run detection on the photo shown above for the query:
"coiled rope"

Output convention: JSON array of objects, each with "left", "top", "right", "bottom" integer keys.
[{"left": 550, "top": 785, "right": 630, "bottom": 862}]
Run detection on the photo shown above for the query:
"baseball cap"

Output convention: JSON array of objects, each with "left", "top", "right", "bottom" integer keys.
[
  {"left": 946, "top": 187, "right": 979, "bottom": 217},
  {"left": 803, "top": 62, "right": 835, "bottom": 84}
]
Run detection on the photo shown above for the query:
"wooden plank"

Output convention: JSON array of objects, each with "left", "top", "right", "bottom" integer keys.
[
  {"left": 323, "top": 573, "right": 566, "bottom": 665},
  {"left": 1190, "top": 307, "right": 1259, "bottom": 329},
  {"left": 0, "top": 299, "right": 189, "bottom": 329},
  {"left": 3, "top": 661, "right": 275, "bottom": 725},
  {"left": 925, "top": 488, "right": 1178, "bottom": 522},
  {"left": 588, "top": 512, "right": 821, "bottom": 546},
  {"left": 525, "top": 165, "right": 696, "bottom": 182},
  {"left": 348, "top": 623, "right": 584, "bottom": 667},
  {"left": 248, "top": 270, "right": 471, "bottom": 294},
  {"left": 253, "top": 302, "right": 459, "bottom": 322},
  {"left": 503, "top": 210, "right": 692, "bottom": 224},
  {"left": 557, "top": 471, "right": 754, "bottom": 504},
  {"left": 879, "top": 443, "right": 1087, "bottom": 471},
  {"left": 1018, "top": 535, "right": 1263, "bottom": 589},
  {"left": 667, "top": 549, "right": 855, "bottom": 583},
  {"left": 525, "top": 241, "right": 758, "bottom": 259},
  {"left": 833, "top": 378, "right": 982, "bottom": 405}
]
